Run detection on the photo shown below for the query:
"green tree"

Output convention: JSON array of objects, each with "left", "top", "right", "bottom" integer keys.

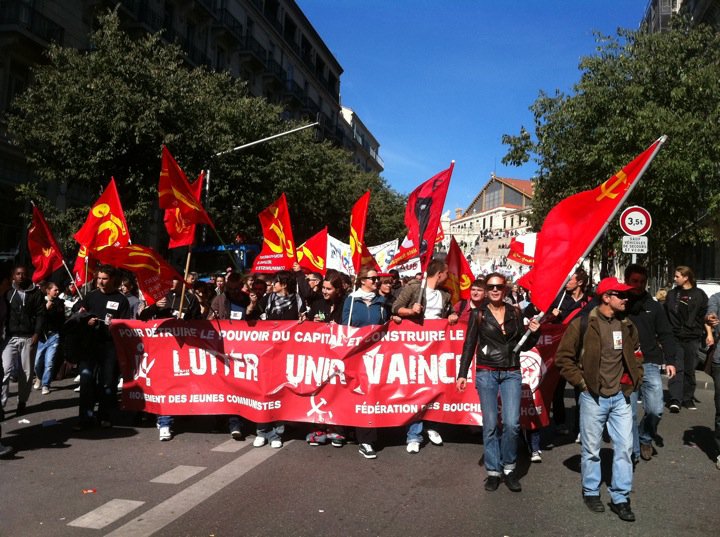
[
  {"left": 502, "top": 22, "right": 720, "bottom": 262},
  {"left": 9, "top": 10, "right": 405, "bottom": 255}
]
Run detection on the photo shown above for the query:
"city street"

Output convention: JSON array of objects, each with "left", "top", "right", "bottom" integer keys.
[{"left": 1, "top": 374, "right": 718, "bottom": 537}]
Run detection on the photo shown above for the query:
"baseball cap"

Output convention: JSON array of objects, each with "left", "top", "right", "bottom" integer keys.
[{"left": 595, "top": 277, "right": 633, "bottom": 296}]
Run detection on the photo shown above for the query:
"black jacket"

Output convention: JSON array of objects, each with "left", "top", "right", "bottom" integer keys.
[
  {"left": 665, "top": 286, "right": 708, "bottom": 341},
  {"left": 41, "top": 298, "right": 66, "bottom": 341},
  {"left": 627, "top": 291, "right": 679, "bottom": 366},
  {"left": 458, "top": 303, "right": 539, "bottom": 374},
  {"left": 5, "top": 283, "right": 45, "bottom": 337}
]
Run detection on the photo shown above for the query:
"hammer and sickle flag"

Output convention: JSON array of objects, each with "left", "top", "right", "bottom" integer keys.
[
  {"left": 72, "top": 177, "right": 131, "bottom": 287},
  {"left": 95, "top": 244, "right": 182, "bottom": 305},
  {"left": 349, "top": 191, "right": 380, "bottom": 273},
  {"left": 28, "top": 204, "right": 64, "bottom": 283},
  {"left": 158, "top": 146, "right": 214, "bottom": 231},
  {"left": 163, "top": 171, "right": 205, "bottom": 248},
  {"left": 445, "top": 237, "right": 475, "bottom": 305},
  {"left": 252, "top": 193, "right": 297, "bottom": 273},
  {"left": 518, "top": 136, "right": 666, "bottom": 313},
  {"left": 297, "top": 227, "right": 328, "bottom": 275}
]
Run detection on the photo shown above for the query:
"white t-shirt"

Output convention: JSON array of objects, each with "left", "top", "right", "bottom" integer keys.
[{"left": 424, "top": 288, "right": 443, "bottom": 319}]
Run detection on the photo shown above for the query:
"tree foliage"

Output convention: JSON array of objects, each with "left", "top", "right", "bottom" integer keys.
[
  {"left": 502, "top": 21, "right": 720, "bottom": 261},
  {"left": 8, "top": 10, "right": 405, "bottom": 254}
]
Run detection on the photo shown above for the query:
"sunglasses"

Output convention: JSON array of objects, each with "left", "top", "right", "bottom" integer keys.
[
  {"left": 606, "top": 291, "right": 628, "bottom": 299},
  {"left": 486, "top": 284, "right": 505, "bottom": 291},
  {"left": 364, "top": 276, "right": 379, "bottom": 282}
]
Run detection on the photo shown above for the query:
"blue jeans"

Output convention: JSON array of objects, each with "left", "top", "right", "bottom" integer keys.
[
  {"left": 157, "top": 415, "right": 173, "bottom": 427},
  {"left": 579, "top": 391, "right": 633, "bottom": 504},
  {"left": 406, "top": 421, "right": 423, "bottom": 443},
  {"left": 35, "top": 333, "right": 60, "bottom": 388},
  {"left": 631, "top": 363, "right": 664, "bottom": 457},
  {"left": 476, "top": 369, "right": 522, "bottom": 475}
]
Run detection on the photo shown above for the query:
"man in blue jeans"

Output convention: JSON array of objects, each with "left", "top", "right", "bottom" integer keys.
[
  {"left": 556, "top": 277, "right": 643, "bottom": 522},
  {"left": 624, "top": 264, "right": 679, "bottom": 462}
]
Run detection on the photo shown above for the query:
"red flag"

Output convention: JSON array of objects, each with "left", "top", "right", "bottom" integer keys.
[
  {"left": 387, "top": 227, "right": 445, "bottom": 269},
  {"left": 252, "top": 193, "right": 296, "bottom": 273},
  {"left": 159, "top": 146, "right": 214, "bottom": 229},
  {"left": 94, "top": 244, "right": 182, "bottom": 305},
  {"left": 73, "top": 178, "right": 131, "bottom": 287},
  {"left": 349, "top": 191, "right": 371, "bottom": 273},
  {"left": 405, "top": 162, "right": 454, "bottom": 272},
  {"left": 445, "top": 237, "right": 475, "bottom": 304},
  {"left": 507, "top": 233, "right": 536, "bottom": 266},
  {"left": 164, "top": 172, "right": 205, "bottom": 248},
  {"left": 297, "top": 227, "right": 328, "bottom": 275},
  {"left": 28, "top": 205, "right": 64, "bottom": 283},
  {"left": 518, "top": 137, "right": 665, "bottom": 312}
]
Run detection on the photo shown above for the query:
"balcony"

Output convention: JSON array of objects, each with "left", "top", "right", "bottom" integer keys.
[
  {"left": 303, "top": 96, "right": 319, "bottom": 117},
  {"left": 116, "top": 0, "right": 163, "bottom": 33},
  {"left": 261, "top": 57, "right": 286, "bottom": 88},
  {"left": 238, "top": 34, "right": 266, "bottom": 70},
  {"left": 0, "top": 0, "right": 64, "bottom": 45},
  {"left": 213, "top": 8, "right": 243, "bottom": 43},
  {"left": 283, "top": 79, "right": 305, "bottom": 107},
  {"left": 183, "top": 39, "right": 211, "bottom": 68}
]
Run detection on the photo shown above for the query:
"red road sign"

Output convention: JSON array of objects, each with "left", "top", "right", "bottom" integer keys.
[{"left": 619, "top": 206, "right": 652, "bottom": 236}]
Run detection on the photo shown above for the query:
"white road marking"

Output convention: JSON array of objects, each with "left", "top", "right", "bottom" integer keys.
[
  {"left": 104, "top": 442, "right": 291, "bottom": 537},
  {"left": 68, "top": 499, "right": 145, "bottom": 529},
  {"left": 150, "top": 465, "right": 206, "bottom": 484},
  {"left": 211, "top": 438, "right": 248, "bottom": 452}
]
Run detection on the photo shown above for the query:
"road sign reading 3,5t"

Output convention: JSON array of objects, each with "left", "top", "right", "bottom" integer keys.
[{"left": 619, "top": 206, "right": 652, "bottom": 236}]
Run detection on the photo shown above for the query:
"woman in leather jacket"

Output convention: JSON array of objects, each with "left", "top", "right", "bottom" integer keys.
[{"left": 456, "top": 272, "right": 540, "bottom": 493}]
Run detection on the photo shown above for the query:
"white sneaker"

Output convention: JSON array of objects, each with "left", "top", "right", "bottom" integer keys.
[
  {"left": 406, "top": 441, "right": 420, "bottom": 454},
  {"left": 716, "top": 455, "right": 720, "bottom": 471},
  {"left": 73, "top": 375, "right": 81, "bottom": 383},
  {"left": 159, "top": 426, "right": 172, "bottom": 441},
  {"left": 74, "top": 386, "right": 81, "bottom": 392},
  {"left": 270, "top": 440, "right": 283, "bottom": 449},
  {"left": 253, "top": 436, "right": 267, "bottom": 448},
  {"left": 41, "top": 386, "right": 50, "bottom": 395},
  {"left": 33, "top": 378, "right": 41, "bottom": 390},
  {"left": 427, "top": 429, "right": 443, "bottom": 446},
  {"left": 531, "top": 450, "right": 542, "bottom": 463}
]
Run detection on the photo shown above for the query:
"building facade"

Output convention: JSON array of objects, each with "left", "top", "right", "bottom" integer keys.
[{"left": 0, "top": 0, "right": 383, "bottom": 254}]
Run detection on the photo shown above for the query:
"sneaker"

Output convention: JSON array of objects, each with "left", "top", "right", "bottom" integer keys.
[
  {"left": 669, "top": 401, "right": 681, "bottom": 413},
  {"left": 716, "top": 454, "right": 720, "bottom": 471},
  {"left": 306, "top": 431, "right": 327, "bottom": 446},
  {"left": 640, "top": 443, "right": 653, "bottom": 461},
  {"left": 484, "top": 475, "right": 501, "bottom": 491},
  {"left": 270, "top": 440, "right": 283, "bottom": 449},
  {"left": 159, "top": 426, "right": 172, "bottom": 441},
  {"left": 575, "top": 433, "right": 581, "bottom": 444},
  {"left": 229, "top": 424, "right": 243, "bottom": 441},
  {"left": 253, "top": 436, "right": 267, "bottom": 448},
  {"left": 583, "top": 495, "right": 605, "bottom": 513},
  {"left": 610, "top": 501, "right": 636, "bottom": 522},
  {"left": 406, "top": 441, "right": 420, "bottom": 454},
  {"left": 504, "top": 471, "right": 522, "bottom": 492},
  {"left": 358, "top": 443, "right": 377, "bottom": 459},
  {"left": 73, "top": 375, "right": 81, "bottom": 383},
  {"left": 74, "top": 386, "right": 81, "bottom": 393},
  {"left": 683, "top": 401, "right": 697, "bottom": 411},
  {"left": 0, "top": 443, "right": 15, "bottom": 459},
  {"left": 427, "top": 429, "right": 443, "bottom": 446},
  {"left": 33, "top": 378, "right": 41, "bottom": 390},
  {"left": 41, "top": 386, "right": 50, "bottom": 395},
  {"left": 531, "top": 450, "right": 542, "bottom": 463},
  {"left": 326, "top": 432, "right": 345, "bottom": 448}
]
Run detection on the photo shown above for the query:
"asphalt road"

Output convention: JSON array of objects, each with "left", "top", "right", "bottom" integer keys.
[{"left": 1, "top": 374, "right": 718, "bottom": 537}]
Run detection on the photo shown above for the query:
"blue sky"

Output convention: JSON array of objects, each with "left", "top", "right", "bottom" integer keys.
[{"left": 297, "top": 0, "right": 648, "bottom": 213}]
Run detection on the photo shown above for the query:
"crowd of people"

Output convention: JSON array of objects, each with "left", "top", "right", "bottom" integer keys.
[{"left": 0, "top": 258, "right": 718, "bottom": 524}]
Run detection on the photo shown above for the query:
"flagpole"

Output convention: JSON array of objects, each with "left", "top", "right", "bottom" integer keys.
[
  {"left": 512, "top": 135, "right": 667, "bottom": 353},
  {"left": 177, "top": 245, "right": 193, "bottom": 320},
  {"left": 61, "top": 260, "right": 83, "bottom": 300}
]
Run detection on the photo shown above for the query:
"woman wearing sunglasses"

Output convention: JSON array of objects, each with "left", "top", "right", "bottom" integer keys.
[
  {"left": 456, "top": 272, "right": 540, "bottom": 493},
  {"left": 342, "top": 267, "right": 390, "bottom": 459}
]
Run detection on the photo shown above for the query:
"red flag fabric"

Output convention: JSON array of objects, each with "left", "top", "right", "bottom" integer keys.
[
  {"left": 445, "top": 237, "right": 475, "bottom": 304},
  {"left": 297, "top": 227, "right": 328, "bottom": 275},
  {"left": 404, "top": 163, "right": 454, "bottom": 272},
  {"left": 507, "top": 233, "right": 536, "bottom": 266},
  {"left": 72, "top": 178, "right": 131, "bottom": 287},
  {"left": 28, "top": 205, "right": 64, "bottom": 283},
  {"left": 518, "top": 138, "right": 665, "bottom": 312},
  {"left": 158, "top": 146, "right": 214, "bottom": 229},
  {"left": 164, "top": 172, "right": 205, "bottom": 248},
  {"left": 387, "top": 228, "right": 445, "bottom": 270},
  {"left": 252, "top": 193, "right": 297, "bottom": 273},
  {"left": 94, "top": 244, "right": 182, "bottom": 305},
  {"left": 349, "top": 191, "right": 371, "bottom": 273}
]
